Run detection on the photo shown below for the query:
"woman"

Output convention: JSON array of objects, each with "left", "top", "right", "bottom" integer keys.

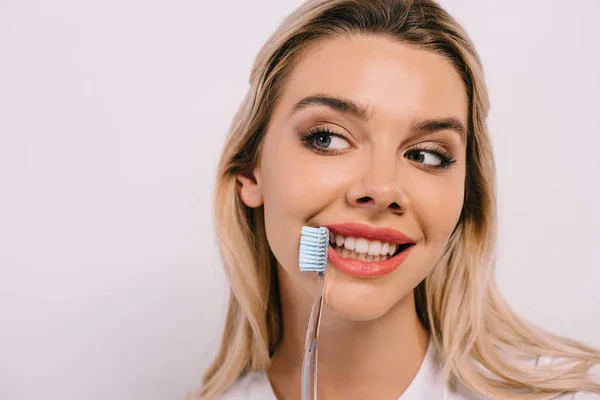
[{"left": 197, "top": 0, "right": 600, "bottom": 398}]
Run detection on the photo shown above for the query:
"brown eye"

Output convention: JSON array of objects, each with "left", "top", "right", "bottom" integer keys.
[{"left": 406, "top": 150, "right": 443, "bottom": 166}]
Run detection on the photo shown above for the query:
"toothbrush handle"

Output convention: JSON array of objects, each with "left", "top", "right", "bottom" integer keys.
[{"left": 301, "top": 273, "right": 325, "bottom": 400}]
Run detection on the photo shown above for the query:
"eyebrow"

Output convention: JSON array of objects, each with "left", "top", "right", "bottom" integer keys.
[
  {"left": 290, "top": 94, "right": 466, "bottom": 141},
  {"left": 408, "top": 116, "right": 466, "bottom": 143},
  {"left": 290, "top": 95, "right": 372, "bottom": 121}
]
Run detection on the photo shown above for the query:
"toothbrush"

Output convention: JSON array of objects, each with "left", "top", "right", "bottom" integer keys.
[{"left": 299, "top": 226, "right": 329, "bottom": 400}]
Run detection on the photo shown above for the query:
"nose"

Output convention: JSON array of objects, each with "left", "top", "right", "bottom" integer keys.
[{"left": 346, "top": 152, "right": 408, "bottom": 213}]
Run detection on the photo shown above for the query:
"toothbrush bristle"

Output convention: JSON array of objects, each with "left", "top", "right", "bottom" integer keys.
[{"left": 299, "top": 226, "right": 329, "bottom": 273}]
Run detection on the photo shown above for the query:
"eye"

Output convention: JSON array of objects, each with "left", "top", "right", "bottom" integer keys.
[
  {"left": 301, "top": 127, "right": 353, "bottom": 154},
  {"left": 404, "top": 146, "right": 456, "bottom": 171},
  {"left": 312, "top": 132, "right": 351, "bottom": 150},
  {"left": 406, "top": 150, "right": 443, "bottom": 166}
]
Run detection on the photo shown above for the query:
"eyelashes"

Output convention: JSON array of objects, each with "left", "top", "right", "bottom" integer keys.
[
  {"left": 299, "top": 127, "right": 457, "bottom": 171},
  {"left": 404, "top": 144, "right": 457, "bottom": 170},
  {"left": 300, "top": 126, "right": 351, "bottom": 154}
]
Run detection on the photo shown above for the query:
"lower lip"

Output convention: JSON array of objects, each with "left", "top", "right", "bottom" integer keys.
[{"left": 327, "top": 244, "right": 415, "bottom": 278}]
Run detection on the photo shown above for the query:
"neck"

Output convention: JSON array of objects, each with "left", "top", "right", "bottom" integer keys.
[{"left": 268, "top": 267, "right": 430, "bottom": 400}]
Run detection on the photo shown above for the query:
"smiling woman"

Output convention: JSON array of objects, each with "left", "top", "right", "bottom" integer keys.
[{"left": 193, "top": 0, "right": 600, "bottom": 399}]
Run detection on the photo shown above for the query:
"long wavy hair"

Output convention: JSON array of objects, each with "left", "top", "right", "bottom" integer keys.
[{"left": 199, "top": 1, "right": 600, "bottom": 398}]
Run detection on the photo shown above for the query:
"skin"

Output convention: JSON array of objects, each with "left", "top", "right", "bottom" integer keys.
[{"left": 238, "top": 35, "right": 468, "bottom": 399}]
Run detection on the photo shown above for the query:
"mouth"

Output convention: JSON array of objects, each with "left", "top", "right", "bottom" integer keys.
[
  {"left": 329, "top": 232, "right": 413, "bottom": 262},
  {"left": 324, "top": 223, "right": 416, "bottom": 278}
]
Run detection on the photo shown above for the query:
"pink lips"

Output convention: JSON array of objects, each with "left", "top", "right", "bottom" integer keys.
[
  {"left": 326, "top": 222, "right": 414, "bottom": 244},
  {"left": 324, "top": 222, "right": 416, "bottom": 278}
]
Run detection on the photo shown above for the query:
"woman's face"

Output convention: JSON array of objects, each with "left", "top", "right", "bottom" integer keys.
[{"left": 238, "top": 35, "right": 468, "bottom": 321}]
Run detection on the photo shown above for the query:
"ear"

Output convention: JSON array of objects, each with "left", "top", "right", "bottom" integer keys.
[{"left": 236, "top": 171, "right": 264, "bottom": 208}]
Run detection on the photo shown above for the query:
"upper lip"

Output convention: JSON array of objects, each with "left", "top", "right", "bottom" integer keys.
[{"left": 324, "top": 222, "right": 415, "bottom": 244}]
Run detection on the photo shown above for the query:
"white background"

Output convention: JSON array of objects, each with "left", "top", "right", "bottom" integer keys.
[{"left": 1, "top": 0, "right": 599, "bottom": 399}]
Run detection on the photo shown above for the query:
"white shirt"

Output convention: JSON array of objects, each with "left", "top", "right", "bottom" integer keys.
[{"left": 216, "top": 341, "right": 600, "bottom": 400}]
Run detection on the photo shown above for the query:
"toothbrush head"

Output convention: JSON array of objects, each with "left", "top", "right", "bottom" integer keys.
[{"left": 299, "top": 226, "right": 329, "bottom": 274}]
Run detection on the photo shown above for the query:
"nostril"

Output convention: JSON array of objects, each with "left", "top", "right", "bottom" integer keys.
[{"left": 354, "top": 197, "right": 402, "bottom": 211}]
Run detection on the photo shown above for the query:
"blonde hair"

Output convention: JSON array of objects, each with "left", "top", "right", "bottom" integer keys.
[{"left": 199, "top": 1, "right": 600, "bottom": 398}]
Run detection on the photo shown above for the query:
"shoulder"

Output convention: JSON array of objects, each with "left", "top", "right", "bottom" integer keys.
[
  {"left": 214, "top": 371, "right": 277, "bottom": 400},
  {"left": 444, "top": 353, "right": 600, "bottom": 400}
]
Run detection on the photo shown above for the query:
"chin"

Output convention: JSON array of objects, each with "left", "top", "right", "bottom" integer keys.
[{"left": 323, "top": 273, "right": 406, "bottom": 321}]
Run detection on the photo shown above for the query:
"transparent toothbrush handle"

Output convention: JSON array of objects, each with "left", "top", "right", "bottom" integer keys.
[{"left": 301, "top": 273, "right": 325, "bottom": 400}]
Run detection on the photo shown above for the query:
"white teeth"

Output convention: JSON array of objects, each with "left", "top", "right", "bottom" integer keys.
[
  {"left": 367, "top": 240, "right": 382, "bottom": 256},
  {"left": 355, "top": 238, "right": 369, "bottom": 254},
  {"left": 381, "top": 242, "right": 390, "bottom": 256},
  {"left": 388, "top": 243, "right": 397, "bottom": 256},
  {"left": 328, "top": 232, "right": 405, "bottom": 259},
  {"left": 344, "top": 236, "right": 356, "bottom": 251}
]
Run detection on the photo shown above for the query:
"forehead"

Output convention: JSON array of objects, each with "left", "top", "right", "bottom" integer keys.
[{"left": 278, "top": 35, "right": 468, "bottom": 123}]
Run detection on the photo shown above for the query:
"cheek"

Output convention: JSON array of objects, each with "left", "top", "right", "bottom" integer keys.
[
  {"left": 408, "top": 168, "right": 465, "bottom": 243},
  {"left": 259, "top": 130, "right": 353, "bottom": 223},
  {"left": 261, "top": 133, "right": 323, "bottom": 206},
  {"left": 257, "top": 133, "right": 347, "bottom": 281}
]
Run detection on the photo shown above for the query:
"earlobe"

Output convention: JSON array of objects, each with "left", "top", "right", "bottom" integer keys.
[{"left": 236, "top": 172, "right": 264, "bottom": 208}]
